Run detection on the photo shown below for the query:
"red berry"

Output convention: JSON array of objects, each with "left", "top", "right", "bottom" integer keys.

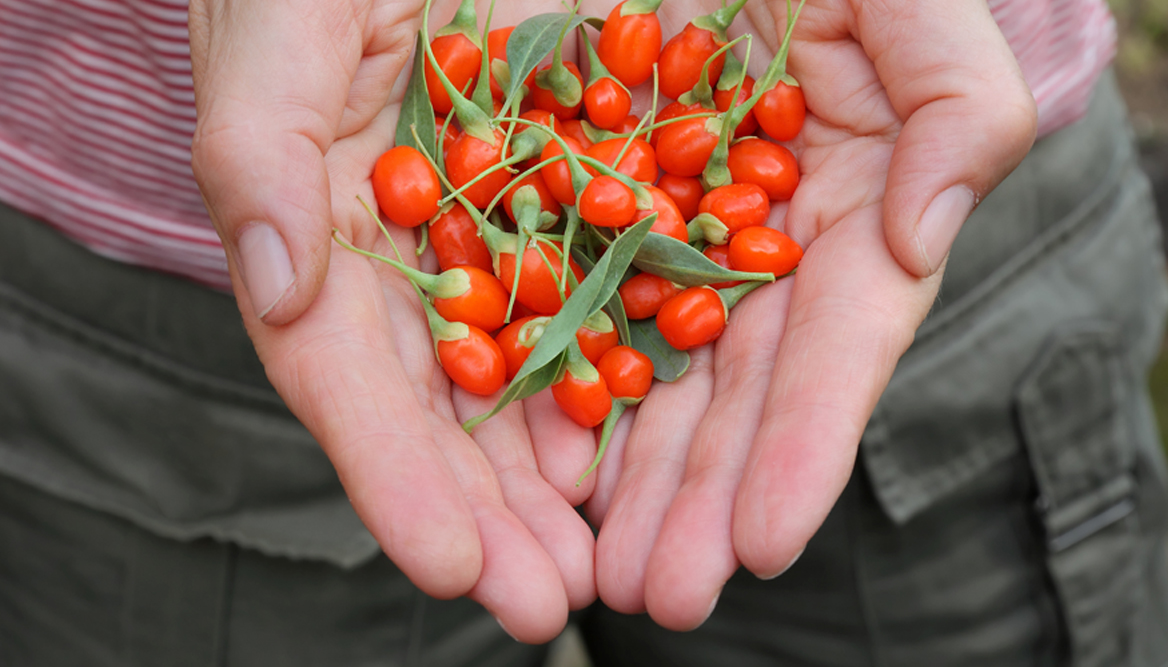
[
  {"left": 552, "top": 369, "right": 612, "bottom": 428},
  {"left": 487, "top": 27, "right": 514, "bottom": 101},
  {"left": 540, "top": 136, "right": 592, "bottom": 205},
  {"left": 424, "top": 33, "right": 481, "bottom": 116},
  {"left": 698, "top": 183, "right": 770, "bottom": 236},
  {"left": 584, "top": 78, "right": 633, "bottom": 130},
  {"left": 446, "top": 129, "right": 512, "bottom": 209},
  {"left": 658, "top": 24, "right": 724, "bottom": 101},
  {"left": 702, "top": 244, "right": 743, "bottom": 290},
  {"left": 727, "top": 138, "right": 800, "bottom": 202},
  {"left": 728, "top": 226, "right": 803, "bottom": 276},
  {"left": 497, "top": 240, "right": 585, "bottom": 315},
  {"left": 597, "top": 346, "right": 654, "bottom": 400},
  {"left": 437, "top": 325, "right": 506, "bottom": 396},
  {"left": 430, "top": 203, "right": 492, "bottom": 274},
  {"left": 632, "top": 185, "right": 689, "bottom": 243},
  {"left": 597, "top": 1, "right": 662, "bottom": 88},
  {"left": 586, "top": 138, "right": 658, "bottom": 184},
  {"left": 656, "top": 286, "right": 727, "bottom": 350},
  {"left": 713, "top": 74, "right": 758, "bottom": 138},
  {"left": 495, "top": 315, "right": 549, "bottom": 380},
  {"left": 655, "top": 173, "right": 704, "bottom": 222},
  {"left": 432, "top": 267, "right": 511, "bottom": 333},
  {"left": 372, "top": 146, "right": 440, "bottom": 228},
  {"left": 754, "top": 80, "right": 806, "bottom": 142},
  {"left": 579, "top": 176, "right": 637, "bottom": 228},
  {"left": 576, "top": 313, "right": 620, "bottom": 366},
  {"left": 619, "top": 272, "right": 681, "bottom": 320},
  {"left": 654, "top": 115, "right": 719, "bottom": 177}
]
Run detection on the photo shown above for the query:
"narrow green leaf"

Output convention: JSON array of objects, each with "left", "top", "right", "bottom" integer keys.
[
  {"left": 505, "top": 13, "right": 591, "bottom": 103},
  {"left": 395, "top": 33, "right": 437, "bottom": 162},
  {"left": 464, "top": 216, "right": 656, "bottom": 430},
  {"left": 629, "top": 319, "right": 690, "bottom": 382},
  {"left": 718, "top": 279, "right": 768, "bottom": 310},
  {"left": 632, "top": 233, "right": 774, "bottom": 287},
  {"left": 462, "top": 350, "right": 567, "bottom": 432},
  {"left": 574, "top": 249, "right": 632, "bottom": 347}
]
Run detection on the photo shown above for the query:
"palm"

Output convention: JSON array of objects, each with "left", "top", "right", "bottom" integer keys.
[
  {"left": 191, "top": 0, "right": 601, "bottom": 643},
  {"left": 581, "top": 0, "right": 1034, "bottom": 630}
]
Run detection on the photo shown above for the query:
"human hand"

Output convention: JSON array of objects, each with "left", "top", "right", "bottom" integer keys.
[
  {"left": 583, "top": 0, "right": 1037, "bottom": 630},
  {"left": 188, "top": 0, "right": 597, "bottom": 642}
]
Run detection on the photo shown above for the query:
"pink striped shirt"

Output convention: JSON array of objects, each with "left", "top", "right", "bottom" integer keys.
[{"left": 0, "top": 0, "right": 1119, "bottom": 289}]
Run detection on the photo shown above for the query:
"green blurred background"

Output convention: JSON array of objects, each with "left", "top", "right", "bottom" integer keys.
[{"left": 1113, "top": 0, "right": 1168, "bottom": 452}]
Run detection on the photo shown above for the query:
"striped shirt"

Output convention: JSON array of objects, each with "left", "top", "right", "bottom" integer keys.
[{"left": 0, "top": 0, "right": 1119, "bottom": 289}]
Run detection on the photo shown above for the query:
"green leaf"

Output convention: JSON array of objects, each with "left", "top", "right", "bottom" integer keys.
[
  {"left": 505, "top": 13, "right": 592, "bottom": 103},
  {"left": 632, "top": 233, "right": 774, "bottom": 287},
  {"left": 718, "top": 279, "right": 768, "bottom": 310},
  {"left": 395, "top": 33, "right": 437, "bottom": 163},
  {"left": 629, "top": 318, "right": 690, "bottom": 382},
  {"left": 464, "top": 216, "right": 656, "bottom": 429},
  {"left": 462, "top": 349, "right": 567, "bottom": 432},
  {"left": 573, "top": 249, "right": 632, "bottom": 347}
]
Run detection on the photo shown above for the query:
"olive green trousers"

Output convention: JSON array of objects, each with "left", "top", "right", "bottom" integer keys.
[{"left": 2, "top": 72, "right": 1166, "bottom": 666}]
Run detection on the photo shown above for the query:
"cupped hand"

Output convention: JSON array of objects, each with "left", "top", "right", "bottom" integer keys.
[
  {"left": 584, "top": 0, "right": 1037, "bottom": 630},
  {"left": 188, "top": 0, "right": 597, "bottom": 643}
]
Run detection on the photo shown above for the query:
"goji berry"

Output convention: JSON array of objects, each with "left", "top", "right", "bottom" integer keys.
[
  {"left": 495, "top": 315, "right": 550, "bottom": 380},
  {"left": 424, "top": 33, "right": 481, "bottom": 116},
  {"left": 497, "top": 240, "right": 585, "bottom": 315},
  {"left": 586, "top": 138, "right": 658, "bottom": 184},
  {"left": 597, "top": 1, "right": 662, "bottom": 88},
  {"left": 576, "top": 312, "right": 620, "bottom": 366},
  {"left": 431, "top": 266, "right": 511, "bottom": 333},
  {"left": 632, "top": 185, "right": 689, "bottom": 242},
  {"left": 597, "top": 346, "right": 654, "bottom": 400},
  {"left": 655, "top": 173, "right": 704, "bottom": 221},
  {"left": 446, "top": 128, "right": 512, "bottom": 209},
  {"left": 579, "top": 176, "right": 637, "bottom": 228},
  {"left": 532, "top": 62, "right": 584, "bottom": 120},
  {"left": 698, "top": 183, "right": 770, "bottom": 236},
  {"left": 728, "top": 226, "right": 803, "bottom": 276},
  {"left": 551, "top": 368, "right": 612, "bottom": 428},
  {"left": 619, "top": 272, "right": 681, "bottom": 319},
  {"left": 430, "top": 203, "right": 492, "bottom": 273},
  {"left": 656, "top": 286, "right": 727, "bottom": 350},
  {"left": 658, "top": 23, "right": 724, "bottom": 101},
  {"left": 372, "top": 146, "right": 440, "bottom": 228},
  {"left": 437, "top": 325, "right": 506, "bottom": 396},
  {"left": 584, "top": 77, "right": 633, "bottom": 130},
  {"left": 727, "top": 138, "right": 800, "bottom": 202},
  {"left": 754, "top": 80, "right": 806, "bottom": 142},
  {"left": 654, "top": 115, "right": 720, "bottom": 177}
]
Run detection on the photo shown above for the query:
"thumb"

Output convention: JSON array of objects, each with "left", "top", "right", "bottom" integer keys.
[
  {"left": 864, "top": 0, "right": 1038, "bottom": 278},
  {"left": 189, "top": 0, "right": 365, "bottom": 324}
]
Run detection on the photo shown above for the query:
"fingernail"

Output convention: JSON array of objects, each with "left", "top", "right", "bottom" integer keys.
[
  {"left": 758, "top": 547, "right": 804, "bottom": 581},
  {"left": 237, "top": 223, "right": 295, "bottom": 319},
  {"left": 917, "top": 186, "right": 975, "bottom": 275},
  {"left": 494, "top": 615, "right": 519, "bottom": 641}
]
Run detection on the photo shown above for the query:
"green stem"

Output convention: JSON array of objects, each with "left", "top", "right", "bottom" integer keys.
[
  {"left": 470, "top": 0, "right": 497, "bottom": 117},
  {"left": 692, "top": 0, "right": 749, "bottom": 42},
  {"left": 422, "top": 0, "right": 494, "bottom": 142},
  {"left": 576, "top": 399, "right": 625, "bottom": 486}
]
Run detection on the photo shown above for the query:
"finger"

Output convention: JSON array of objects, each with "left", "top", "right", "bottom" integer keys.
[
  {"left": 188, "top": 0, "right": 414, "bottom": 324},
  {"left": 637, "top": 279, "right": 794, "bottom": 630},
  {"left": 456, "top": 391, "right": 598, "bottom": 611},
  {"left": 594, "top": 346, "right": 715, "bottom": 614},
  {"left": 426, "top": 418, "right": 570, "bottom": 644},
  {"left": 251, "top": 243, "right": 483, "bottom": 599},
  {"left": 525, "top": 390, "right": 599, "bottom": 506},
  {"left": 852, "top": 0, "right": 1038, "bottom": 276},
  {"left": 732, "top": 206, "right": 941, "bottom": 577}
]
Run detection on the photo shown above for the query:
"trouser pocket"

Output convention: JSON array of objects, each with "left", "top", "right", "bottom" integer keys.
[{"left": 1016, "top": 322, "right": 1141, "bottom": 667}]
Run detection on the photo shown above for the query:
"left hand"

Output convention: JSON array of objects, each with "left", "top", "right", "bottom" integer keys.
[{"left": 581, "top": 0, "right": 1037, "bottom": 630}]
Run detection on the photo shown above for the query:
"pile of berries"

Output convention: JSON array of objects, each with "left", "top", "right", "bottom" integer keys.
[{"left": 348, "top": 0, "right": 806, "bottom": 479}]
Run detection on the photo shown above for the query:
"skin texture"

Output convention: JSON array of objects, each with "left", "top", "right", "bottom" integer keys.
[
  {"left": 585, "top": 0, "right": 1036, "bottom": 632},
  {"left": 189, "top": 0, "right": 1036, "bottom": 641}
]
